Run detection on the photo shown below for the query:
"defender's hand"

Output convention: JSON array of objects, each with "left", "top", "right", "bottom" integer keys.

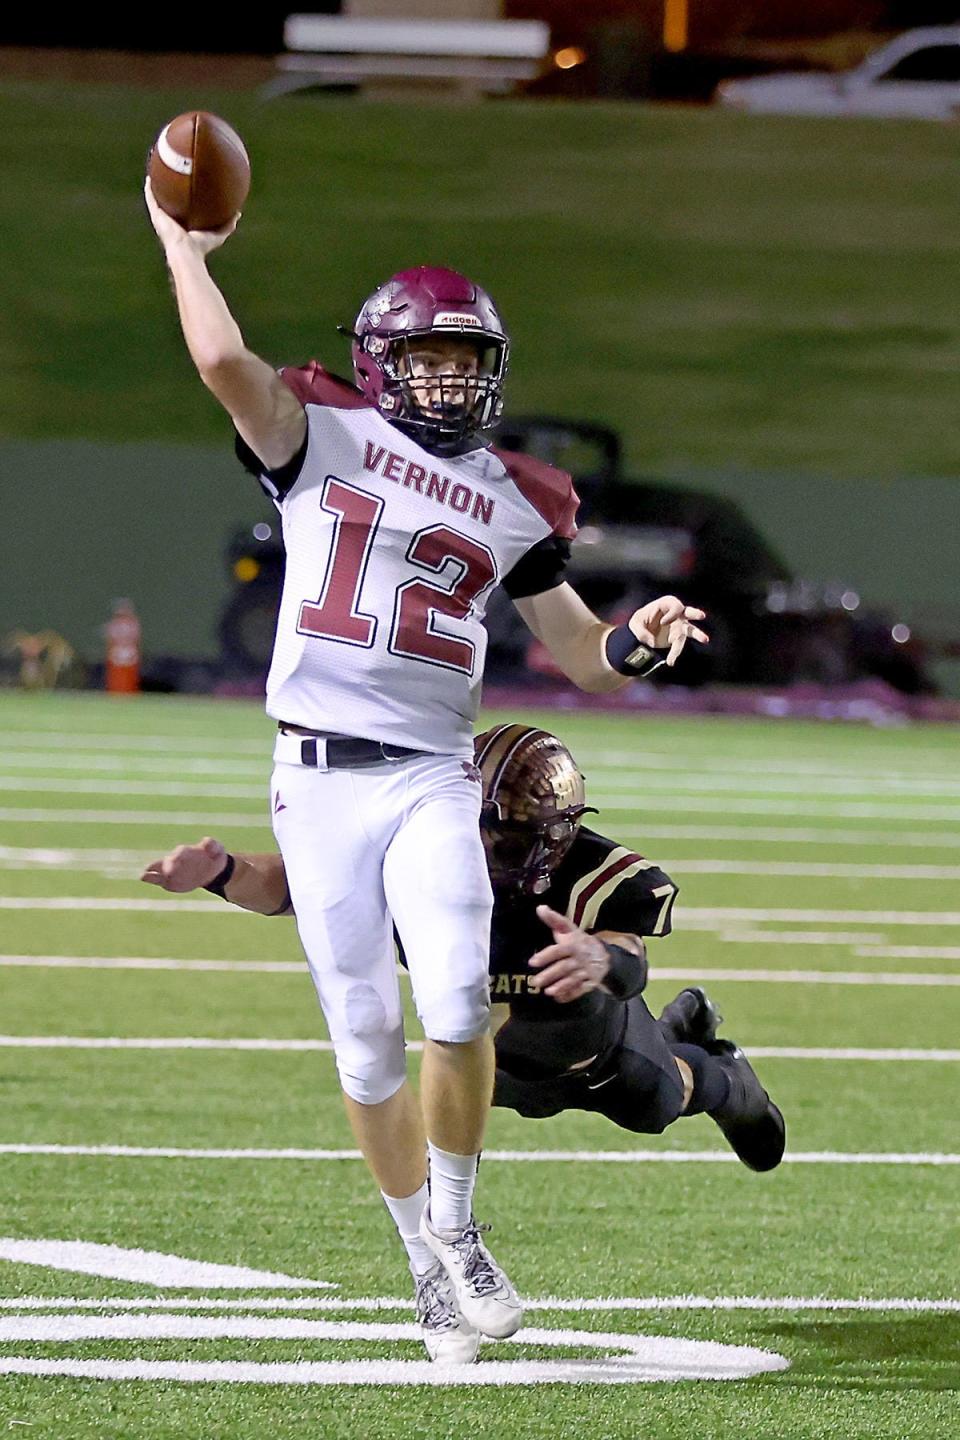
[
  {"left": 144, "top": 178, "right": 240, "bottom": 258},
  {"left": 529, "top": 905, "right": 611, "bottom": 1003},
  {"left": 141, "top": 836, "right": 227, "bottom": 893},
  {"left": 628, "top": 595, "right": 708, "bottom": 667}
]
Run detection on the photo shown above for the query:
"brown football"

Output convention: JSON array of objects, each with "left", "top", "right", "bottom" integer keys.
[{"left": 148, "top": 111, "right": 250, "bottom": 232}]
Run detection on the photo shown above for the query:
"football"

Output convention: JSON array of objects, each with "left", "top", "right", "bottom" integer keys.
[{"left": 147, "top": 111, "right": 250, "bottom": 232}]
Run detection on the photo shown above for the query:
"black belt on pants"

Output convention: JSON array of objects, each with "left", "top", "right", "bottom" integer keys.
[{"left": 279, "top": 724, "right": 427, "bottom": 769}]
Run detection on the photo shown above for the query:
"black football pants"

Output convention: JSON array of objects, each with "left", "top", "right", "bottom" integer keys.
[{"left": 493, "top": 992, "right": 686, "bottom": 1135}]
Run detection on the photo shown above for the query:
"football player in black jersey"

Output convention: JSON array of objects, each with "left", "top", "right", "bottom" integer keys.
[{"left": 143, "top": 724, "right": 784, "bottom": 1172}]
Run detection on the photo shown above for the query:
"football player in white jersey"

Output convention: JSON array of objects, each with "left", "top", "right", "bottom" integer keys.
[
  {"left": 144, "top": 725, "right": 785, "bottom": 1354},
  {"left": 145, "top": 181, "right": 708, "bottom": 1362}
]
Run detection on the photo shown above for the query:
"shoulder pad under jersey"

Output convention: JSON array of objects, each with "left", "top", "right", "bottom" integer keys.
[
  {"left": 280, "top": 361, "right": 372, "bottom": 412},
  {"left": 490, "top": 445, "right": 579, "bottom": 541}
]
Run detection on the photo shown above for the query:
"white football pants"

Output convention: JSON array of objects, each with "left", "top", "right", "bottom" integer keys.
[{"left": 271, "top": 745, "right": 493, "bottom": 1105}]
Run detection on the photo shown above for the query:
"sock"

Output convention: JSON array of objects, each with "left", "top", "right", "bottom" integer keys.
[
  {"left": 426, "top": 1143, "right": 478, "bottom": 1234},
  {"left": 670, "top": 1043, "right": 731, "bottom": 1116},
  {"left": 381, "top": 1182, "right": 434, "bottom": 1278}
]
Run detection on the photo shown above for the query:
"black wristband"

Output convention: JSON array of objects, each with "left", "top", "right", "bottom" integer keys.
[
  {"left": 203, "top": 852, "right": 235, "bottom": 899},
  {"left": 602, "top": 942, "right": 649, "bottom": 1001},
  {"left": 604, "top": 625, "right": 666, "bottom": 678}
]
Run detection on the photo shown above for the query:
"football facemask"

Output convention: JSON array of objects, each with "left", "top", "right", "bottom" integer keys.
[
  {"left": 389, "top": 334, "right": 505, "bottom": 451},
  {"left": 480, "top": 810, "right": 588, "bottom": 896}
]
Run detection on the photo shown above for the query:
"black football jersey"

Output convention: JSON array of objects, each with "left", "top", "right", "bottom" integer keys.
[
  {"left": 486, "top": 827, "right": 677, "bottom": 1008},
  {"left": 396, "top": 827, "right": 676, "bottom": 1006}
]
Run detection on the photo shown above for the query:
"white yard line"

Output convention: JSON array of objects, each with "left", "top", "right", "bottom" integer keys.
[
  {"left": 0, "top": 1037, "right": 956, "bottom": 1060},
  {"left": 3, "top": 955, "right": 958, "bottom": 985},
  {"left": 0, "top": 1295, "right": 954, "bottom": 1314},
  {"left": 619, "top": 824, "right": 960, "bottom": 850},
  {"left": 0, "top": 753, "right": 264, "bottom": 776},
  {"left": 578, "top": 748, "right": 960, "bottom": 780},
  {"left": 594, "top": 795, "right": 960, "bottom": 821},
  {"left": 6, "top": 848, "right": 960, "bottom": 883},
  {"left": 654, "top": 966, "right": 960, "bottom": 987},
  {"left": 14, "top": 797, "right": 960, "bottom": 824},
  {"left": 0, "top": 732, "right": 270, "bottom": 754},
  {"left": 0, "top": 777, "right": 264, "bottom": 799},
  {"left": 661, "top": 860, "right": 960, "bottom": 880},
  {"left": 585, "top": 774, "right": 960, "bottom": 797},
  {"left": 5, "top": 804, "right": 960, "bottom": 834},
  {"left": 7, "top": 899, "right": 960, "bottom": 923},
  {"left": 0, "top": 808, "right": 271, "bottom": 828},
  {"left": 682, "top": 907, "right": 960, "bottom": 926},
  {"left": 0, "top": 898, "right": 245, "bottom": 912},
  {"left": 0, "top": 955, "right": 304, "bottom": 973},
  {"left": 0, "top": 1036, "right": 337, "bottom": 1051},
  {"left": 857, "top": 945, "right": 960, "bottom": 960},
  {"left": 6, "top": 754, "right": 958, "bottom": 792},
  {"left": 2, "top": 955, "right": 957, "bottom": 985},
  {"left": 715, "top": 931, "right": 960, "bottom": 956},
  {"left": 3, "top": 732, "right": 953, "bottom": 777},
  {"left": 0, "top": 1143, "right": 955, "bottom": 1164},
  {"left": 0, "top": 847, "right": 152, "bottom": 867},
  {"left": 718, "top": 931, "right": 890, "bottom": 945},
  {"left": 2, "top": 732, "right": 950, "bottom": 771},
  {"left": 747, "top": 1047, "right": 960, "bottom": 1060},
  {"left": 0, "top": 1239, "right": 330, "bottom": 1290}
]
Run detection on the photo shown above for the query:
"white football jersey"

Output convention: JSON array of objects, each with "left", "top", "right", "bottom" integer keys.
[{"left": 246, "top": 364, "right": 578, "bottom": 755}]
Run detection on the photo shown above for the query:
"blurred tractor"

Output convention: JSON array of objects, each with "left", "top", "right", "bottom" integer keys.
[{"left": 490, "top": 417, "right": 931, "bottom": 692}]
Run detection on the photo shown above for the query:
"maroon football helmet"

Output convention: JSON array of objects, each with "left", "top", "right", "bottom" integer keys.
[{"left": 351, "top": 266, "right": 509, "bottom": 454}]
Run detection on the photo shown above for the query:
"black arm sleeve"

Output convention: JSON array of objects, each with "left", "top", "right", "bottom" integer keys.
[
  {"left": 602, "top": 943, "right": 649, "bottom": 1000},
  {"left": 234, "top": 432, "right": 308, "bottom": 499},
  {"left": 502, "top": 535, "right": 572, "bottom": 600}
]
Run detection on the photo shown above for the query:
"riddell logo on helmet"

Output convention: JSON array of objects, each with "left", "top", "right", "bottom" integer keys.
[{"left": 433, "top": 312, "right": 483, "bottom": 328}]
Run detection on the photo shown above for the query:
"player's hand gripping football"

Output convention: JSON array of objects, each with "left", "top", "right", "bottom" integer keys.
[
  {"left": 144, "top": 178, "right": 239, "bottom": 258},
  {"left": 628, "top": 595, "right": 709, "bottom": 666},
  {"left": 528, "top": 906, "right": 614, "bottom": 1003},
  {"left": 141, "top": 836, "right": 228, "bottom": 893}
]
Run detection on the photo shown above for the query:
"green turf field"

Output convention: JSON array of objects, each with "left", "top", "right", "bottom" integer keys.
[
  {"left": 2, "top": 83, "right": 959, "bottom": 478},
  {"left": 0, "top": 691, "right": 956, "bottom": 1436}
]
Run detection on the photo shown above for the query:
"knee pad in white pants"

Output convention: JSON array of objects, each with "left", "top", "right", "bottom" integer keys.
[
  {"left": 417, "top": 969, "right": 491, "bottom": 1045},
  {"left": 330, "top": 999, "right": 408, "bottom": 1106}
]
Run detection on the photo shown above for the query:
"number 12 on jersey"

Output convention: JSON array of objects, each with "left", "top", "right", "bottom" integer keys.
[{"left": 297, "top": 476, "right": 498, "bottom": 677}]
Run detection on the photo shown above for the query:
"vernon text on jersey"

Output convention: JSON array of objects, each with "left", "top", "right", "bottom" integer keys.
[{"left": 363, "top": 442, "right": 495, "bottom": 527}]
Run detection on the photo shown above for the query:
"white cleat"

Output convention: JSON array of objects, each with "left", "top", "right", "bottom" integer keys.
[
  {"left": 415, "top": 1261, "right": 480, "bottom": 1364},
  {"left": 419, "top": 1211, "right": 523, "bottom": 1340}
]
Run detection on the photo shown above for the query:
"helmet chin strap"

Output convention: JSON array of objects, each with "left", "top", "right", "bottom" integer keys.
[{"left": 392, "top": 413, "right": 473, "bottom": 457}]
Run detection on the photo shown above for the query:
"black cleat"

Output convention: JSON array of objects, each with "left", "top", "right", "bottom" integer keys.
[
  {"left": 658, "top": 987, "right": 722, "bottom": 1048},
  {"left": 706, "top": 1039, "right": 786, "bottom": 1173}
]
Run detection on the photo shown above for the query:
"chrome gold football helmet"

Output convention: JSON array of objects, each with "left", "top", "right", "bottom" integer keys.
[{"left": 474, "top": 724, "right": 595, "bottom": 895}]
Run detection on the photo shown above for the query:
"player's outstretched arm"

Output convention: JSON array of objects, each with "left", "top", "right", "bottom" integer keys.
[
  {"left": 514, "top": 586, "right": 708, "bottom": 693},
  {"left": 140, "top": 837, "right": 293, "bottom": 916},
  {"left": 144, "top": 179, "right": 306, "bottom": 471}
]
